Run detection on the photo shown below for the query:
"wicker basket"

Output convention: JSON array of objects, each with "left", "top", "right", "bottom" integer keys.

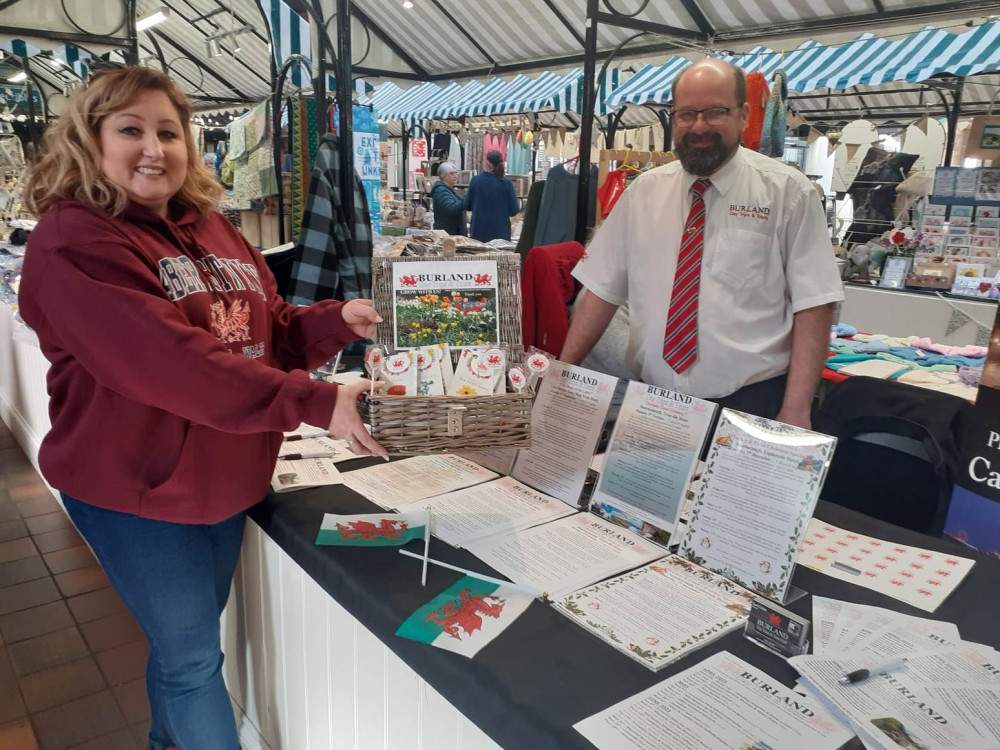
[{"left": 367, "top": 252, "right": 533, "bottom": 455}]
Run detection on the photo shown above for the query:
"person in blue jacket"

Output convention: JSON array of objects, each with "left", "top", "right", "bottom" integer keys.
[
  {"left": 431, "top": 161, "right": 466, "bottom": 235},
  {"left": 464, "top": 149, "right": 519, "bottom": 242}
]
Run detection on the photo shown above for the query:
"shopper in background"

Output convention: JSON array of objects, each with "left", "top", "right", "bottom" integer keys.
[
  {"left": 562, "top": 58, "right": 843, "bottom": 429},
  {"left": 464, "top": 149, "right": 519, "bottom": 242},
  {"left": 19, "top": 66, "right": 386, "bottom": 750},
  {"left": 431, "top": 161, "right": 466, "bottom": 235}
]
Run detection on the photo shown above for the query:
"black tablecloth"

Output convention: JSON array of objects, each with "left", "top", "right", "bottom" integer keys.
[{"left": 249, "top": 460, "right": 1000, "bottom": 750}]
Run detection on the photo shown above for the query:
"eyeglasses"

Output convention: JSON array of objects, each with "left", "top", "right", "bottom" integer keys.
[{"left": 672, "top": 107, "right": 736, "bottom": 127}]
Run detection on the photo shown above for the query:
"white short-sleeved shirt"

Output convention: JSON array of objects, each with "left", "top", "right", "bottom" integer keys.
[{"left": 573, "top": 147, "right": 844, "bottom": 399}]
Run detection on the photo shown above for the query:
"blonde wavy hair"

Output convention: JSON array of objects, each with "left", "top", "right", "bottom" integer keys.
[{"left": 23, "top": 66, "right": 222, "bottom": 218}]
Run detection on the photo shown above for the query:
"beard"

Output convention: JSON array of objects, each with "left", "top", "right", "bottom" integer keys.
[{"left": 675, "top": 132, "right": 738, "bottom": 176}]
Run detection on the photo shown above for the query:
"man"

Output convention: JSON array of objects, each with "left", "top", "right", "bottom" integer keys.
[
  {"left": 562, "top": 59, "right": 843, "bottom": 429},
  {"left": 432, "top": 162, "right": 466, "bottom": 236}
]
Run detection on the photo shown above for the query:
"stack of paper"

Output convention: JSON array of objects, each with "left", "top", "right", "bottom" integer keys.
[
  {"left": 797, "top": 519, "right": 975, "bottom": 611},
  {"left": 271, "top": 457, "right": 343, "bottom": 493},
  {"left": 575, "top": 651, "right": 853, "bottom": 750},
  {"left": 793, "top": 598, "right": 1000, "bottom": 750},
  {"left": 341, "top": 454, "right": 498, "bottom": 508}
]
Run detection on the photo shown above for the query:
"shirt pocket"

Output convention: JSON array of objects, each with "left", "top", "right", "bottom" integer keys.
[{"left": 708, "top": 228, "right": 771, "bottom": 290}]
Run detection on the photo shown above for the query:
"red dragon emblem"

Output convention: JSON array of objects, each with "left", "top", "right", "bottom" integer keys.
[
  {"left": 426, "top": 589, "right": 505, "bottom": 639},
  {"left": 486, "top": 354, "right": 501, "bottom": 366},
  {"left": 209, "top": 300, "right": 251, "bottom": 343},
  {"left": 400, "top": 274, "right": 418, "bottom": 287},
  {"left": 473, "top": 273, "right": 492, "bottom": 285},
  {"left": 768, "top": 613, "right": 782, "bottom": 627},
  {"left": 335, "top": 519, "right": 409, "bottom": 541}
]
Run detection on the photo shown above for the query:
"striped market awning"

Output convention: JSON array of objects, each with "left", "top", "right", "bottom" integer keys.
[
  {"left": 605, "top": 20, "right": 1000, "bottom": 111},
  {"left": 369, "top": 68, "right": 623, "bottom": 125}
]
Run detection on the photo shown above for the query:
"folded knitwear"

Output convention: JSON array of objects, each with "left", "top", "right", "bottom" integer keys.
[{"left": 910, "top": 337, "right": 988, "bottom": 358}]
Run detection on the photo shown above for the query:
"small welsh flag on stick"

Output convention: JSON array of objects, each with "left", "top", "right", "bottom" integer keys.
[
  {"left": 396, "top": 576, "right": 535, "bottom": 658},
  {"left": 316, "top": 511, "right": 429, "bottom": 547}
]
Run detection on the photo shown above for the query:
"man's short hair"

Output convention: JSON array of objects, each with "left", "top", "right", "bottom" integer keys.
[
  {"left": 438, "top": 161, "right": 458, "bottom": 176},
  {"left": 671, "top": 59, "right": 747, "bottom": 107}
]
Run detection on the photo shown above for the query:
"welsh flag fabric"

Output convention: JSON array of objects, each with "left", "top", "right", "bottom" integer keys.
[
  {"left": 315, "top": 511, "right": 429, "bottom": 547},
  {"left": 396, "top": 576, "right": 535, "bottom": 658}
]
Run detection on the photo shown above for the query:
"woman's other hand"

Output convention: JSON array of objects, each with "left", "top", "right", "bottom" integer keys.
[{"left": 328, "top": 378, "right": 388, "bottom": 459}]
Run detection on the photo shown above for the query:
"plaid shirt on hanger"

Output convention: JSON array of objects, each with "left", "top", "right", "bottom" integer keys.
[{"left": 287, "top": 132, "right": 373, "bottom": 304}]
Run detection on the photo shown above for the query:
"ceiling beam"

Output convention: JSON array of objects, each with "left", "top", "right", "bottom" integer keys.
[
  {"left": 592, "top": 11, "right": 707, "bottom": 42},
  {"left": 350, "top": 5, "right": 429, "bottom": 79},
  {"left": 678, "top": 0, "right": 715, "bottom": 36},
  {"left": 149, "top": 29, "right": 252, "bottom": 101},
  {"left": 354, "top": 65, "right": 423, "bottom": 81},
  {"left": 0, "top": 25, "right": 130, "bottom": 49},
  {"left": 160, "top": 0, "right": 271, "bottom": 87},
  {"left": 540, "top": 0, "right": 586, "bottom": 47},
  {"left": 871, "top": 0, "right": 886, "bottom": 12},
  {"left": 427, "top": 0, "right": 496, "bottom": 66}
]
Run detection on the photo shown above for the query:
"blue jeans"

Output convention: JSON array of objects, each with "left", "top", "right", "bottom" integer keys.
[{"left": 62, "top": 495, "right": 245, "bottom": 750}]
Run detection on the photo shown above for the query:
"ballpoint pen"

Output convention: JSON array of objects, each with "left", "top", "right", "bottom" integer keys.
[
  {"left": 839, "top": 657, "right": 907, "bottom": 684},
  {"left": 278, "top": 452, "right": 335, "bottom": 461},
  {"left": 283, "top": 431, "right": 332, "bottom": 442}
]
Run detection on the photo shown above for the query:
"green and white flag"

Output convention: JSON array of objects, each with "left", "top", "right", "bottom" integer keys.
[
  {"left": 396, "top": 576, "right": 534, "bottom": 658},
  {"left": 315, "top": 511, "right": 428, "bottom": 547}
]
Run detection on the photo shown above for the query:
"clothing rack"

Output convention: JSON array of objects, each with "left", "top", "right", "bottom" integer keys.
[{"left": 593, "top": 149, "right": 675, "bottom": 229}]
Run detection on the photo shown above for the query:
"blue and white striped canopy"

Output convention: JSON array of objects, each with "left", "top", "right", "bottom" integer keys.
[
  {"left": 368, "top": 68, "right": 621, "bottom": 125},
  {"left": 606, "top": 21, "right": 1000, "bottom": 111}
]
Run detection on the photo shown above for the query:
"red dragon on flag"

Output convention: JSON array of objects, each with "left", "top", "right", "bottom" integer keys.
[
  {"left": 335, "top": 519, "right": 409, "bottom": 542},
  {"left": 399, "top": 274, "right": 418, "bottom": 287},
  {"left": 426, "top": 589, "right": 505, "bottom": 639},
  {"left": 473, "top": 273, "right": 492, "bottom": 285}
]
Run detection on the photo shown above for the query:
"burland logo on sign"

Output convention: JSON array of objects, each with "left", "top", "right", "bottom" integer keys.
[{"left": 729, "top": 204, "right": 771, "bottom": 221}]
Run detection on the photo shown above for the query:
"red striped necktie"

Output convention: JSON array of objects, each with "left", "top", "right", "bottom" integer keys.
[{"left": 662, "top": 178, "right": 711, "bottom": 373}]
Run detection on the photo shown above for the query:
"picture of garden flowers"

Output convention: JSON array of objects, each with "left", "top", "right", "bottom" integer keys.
[{"left": 392, "top": 261, "right": 501, "bottom": 349}]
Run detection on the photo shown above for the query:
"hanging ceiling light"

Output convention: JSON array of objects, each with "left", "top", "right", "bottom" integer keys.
[
  {"left": 136, "top": 7, "right": 170, "bottom": 32},
  {"left": 7, "top": 71, "right": 27, "bottom": 83},
  {"left": 402, "top": 0, "right": 414, "bottom": 7},
  {"left": 206, "top": 37, "right": 223, "bottom": 58}
]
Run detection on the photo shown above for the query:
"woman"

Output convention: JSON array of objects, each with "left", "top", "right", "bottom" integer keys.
[
  {"left": 430, "top": 161, "right": 465, "bottom": 235},
  {"left": 463, "top": 149, "right": 519, "bottom": 242},
  {"left": 19, "top": 67, "right": 386, "bottom": 750}
]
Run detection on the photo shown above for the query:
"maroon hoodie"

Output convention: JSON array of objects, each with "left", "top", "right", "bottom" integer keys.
[{"left": 20, "top": 200, "right": 355, "bottom": 524}]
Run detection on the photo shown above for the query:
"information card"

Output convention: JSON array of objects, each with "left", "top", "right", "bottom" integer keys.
[
  {"left": 511, "top": 361, "right": 617, "bottom": 506},
  {"left": 590, "top": 382, "right": 715, "bottom": 545},
  {"left": 676, "top": 410, "right": 836, "bottom": 603}
]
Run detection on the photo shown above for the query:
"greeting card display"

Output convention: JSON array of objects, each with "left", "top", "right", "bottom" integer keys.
[{"left": 676, "top": 410, "right": 837, "bottom": 604}]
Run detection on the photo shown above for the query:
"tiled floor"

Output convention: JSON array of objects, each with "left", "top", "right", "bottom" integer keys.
[{"left": 0, "top": 424, "right": 153, "bottom": 749}]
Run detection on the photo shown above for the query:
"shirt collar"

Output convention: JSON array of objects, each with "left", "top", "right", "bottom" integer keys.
[{"left": 682, "top": 146, "right": 745, "bottom": 198}]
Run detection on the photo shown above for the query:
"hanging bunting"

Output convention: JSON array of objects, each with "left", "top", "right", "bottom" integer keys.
[
  {"left": 946, "top": 308, "right": 972, "bottom": 336},
  {"left": 976, "top": 325, "right": 991, "bottom": 348},
  {"left": 806, "top": 127, "right": 822, "bottom": 146},
  {"left": 914, "top": 115, "right": 930, "bottom": 135}
]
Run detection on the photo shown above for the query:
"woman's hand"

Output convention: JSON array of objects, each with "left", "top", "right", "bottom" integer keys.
[
  {"left": 328, "top": 378, "right": 388, "bottom": 459},
  {"left": 342, "top": 299, "right": 382, "bottom": 340}
]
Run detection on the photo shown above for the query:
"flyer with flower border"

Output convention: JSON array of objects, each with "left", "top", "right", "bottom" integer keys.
[
  {"left": 556, "top": 555, "right": 754, "bottom": 671},
  {"left": 676, "top": 409, "right": 837, "bottom": 604},
  {"left": 392, "top": 260, "right": 500, "bottom": 349}
]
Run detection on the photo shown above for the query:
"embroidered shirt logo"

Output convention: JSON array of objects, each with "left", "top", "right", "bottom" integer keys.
[
  {"left": 209, "top": 300, "right": 251, "bottom": 343},
  {"left": 729, "top": 204, "right": 771, "bottom": 221}
]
